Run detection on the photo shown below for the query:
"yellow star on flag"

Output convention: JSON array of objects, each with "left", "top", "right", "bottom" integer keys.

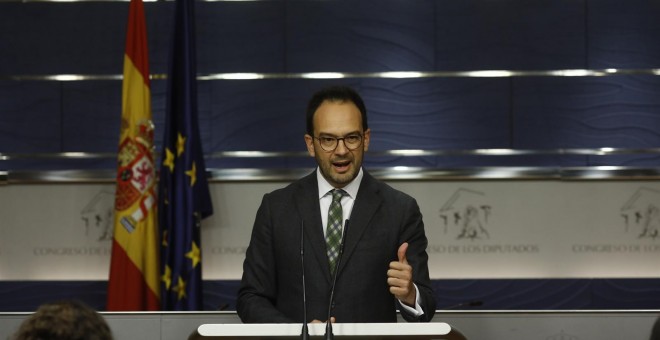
[
  {"left": 185, "top": 162, "right": 197, "bottom": 187},
  {"left": 163, "top": 148, "right": 175, "bottom": 172},
  {"left": 174, "top": 276, "right": 187, "bottom": 300},
  {"left": 162, "top": 229, "right": 169, "bottom": 247},
  {"left": 161, "top": 265, "right": 172, "bottom": 290},
  {"left": 177, "top": 133, "right": 186, "bottom": 156},
  {"left": 185, "top": 241, "right": 201, "bottom": 268}
]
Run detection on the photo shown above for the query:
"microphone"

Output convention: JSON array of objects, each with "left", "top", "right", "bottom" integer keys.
[
  {"left": 325, "top": 219, "right": 349, "bottom": 340},
  {"left": 300, "top": 220, "right": 309, "bottom": 340}
]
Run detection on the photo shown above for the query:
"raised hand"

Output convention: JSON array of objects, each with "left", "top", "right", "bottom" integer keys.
[{"left": 387, "top": 242, "right": 416, "bottom": 306}]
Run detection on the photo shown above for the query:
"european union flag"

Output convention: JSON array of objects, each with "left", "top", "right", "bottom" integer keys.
[{"left": 158, "top": 0, "right": 213, "bottom": 311}]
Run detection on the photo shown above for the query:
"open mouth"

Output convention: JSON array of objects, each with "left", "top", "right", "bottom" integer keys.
[{"left": 332, "top": 160, "right": 351, "bottom": 172}]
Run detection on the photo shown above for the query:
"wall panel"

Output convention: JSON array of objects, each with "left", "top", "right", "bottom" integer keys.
[
  {"left": 513, "top": 76, "right": 660, "bottom": 149},
  {"left": 0, "top": 81, "right": 62, "bottom": 153},
  {"left": 435, "top": 0, "right": 586, "bottom": 70},
  {"left": 588, "top": 0, "right": 660, "bottom": 68},
  {"left": 1, "top": 0, "right": 660, "bottom": 314},
  {"left": 287, "top": 0, "right": 435, "bottom": 72}
]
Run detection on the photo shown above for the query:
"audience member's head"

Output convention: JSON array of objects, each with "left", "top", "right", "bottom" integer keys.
[{"left": 12, "top": 300, "right": 113, "bottom": 340}]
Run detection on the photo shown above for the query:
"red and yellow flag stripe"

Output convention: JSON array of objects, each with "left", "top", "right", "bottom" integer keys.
[{"left": 107, "top": 0, "right": 160, "bottom": 311}]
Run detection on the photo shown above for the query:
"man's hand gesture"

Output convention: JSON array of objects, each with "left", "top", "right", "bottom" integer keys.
[{"left": 387, "top": 242, "right": 416, "bottom": 307}]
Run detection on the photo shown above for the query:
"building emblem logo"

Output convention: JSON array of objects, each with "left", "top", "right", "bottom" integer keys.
[
  {"left": 438, "top": 188, "right": 492, "bottom": 240},
  {"left": 621, "top": 187, "right": 660, "bottom": 240},
  {"left": 80, "top": 190, "right": 115, "bottom": 241}
]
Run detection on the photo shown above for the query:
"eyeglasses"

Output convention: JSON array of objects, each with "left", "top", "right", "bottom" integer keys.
[{"left": 314, "top": 133, "right": 363, "bottom": 152}]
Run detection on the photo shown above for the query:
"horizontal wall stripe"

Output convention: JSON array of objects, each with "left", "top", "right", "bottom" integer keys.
[
  {"left": 3, "top": 147, "right": 660, "bottom": 160},
  {"left": 1, "top": 279, "right": 659, "bottom": 312},
  {"left": 2, "top": 166, "right": 660, "bottom": 184},
  {"left": 2, "top": 69, "right": 660, "bottom": 81}
]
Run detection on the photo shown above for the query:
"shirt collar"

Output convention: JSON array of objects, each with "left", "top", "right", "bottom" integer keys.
[{"left": 316, "top": 167, "right": 363, "bottom": 199}]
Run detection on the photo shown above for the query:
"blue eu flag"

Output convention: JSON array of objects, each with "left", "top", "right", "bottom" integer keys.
[{"left": 158, "top": 0, "right": 213, "bottom": 311}]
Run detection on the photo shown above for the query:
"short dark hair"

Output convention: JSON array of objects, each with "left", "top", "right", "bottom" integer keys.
[
  {"left": 13, "top": 300, "right": 113, "bottom": 340},
  {"left": 305, "top": 86, "right": 368, "bottom": 136}
]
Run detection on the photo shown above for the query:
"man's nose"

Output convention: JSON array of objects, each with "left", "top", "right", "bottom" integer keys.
[{"left": 334, "top": 138, "right": 349, "bottom": 154}]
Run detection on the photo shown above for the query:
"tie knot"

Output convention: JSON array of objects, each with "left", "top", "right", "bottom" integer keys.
[{"left": 331, "top": 189, "right": 346, "bottom": 203}]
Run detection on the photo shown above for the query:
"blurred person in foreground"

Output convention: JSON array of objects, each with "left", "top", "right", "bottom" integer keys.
[{"left": 12, "top": 300, "right": 112, "bottom": 340}]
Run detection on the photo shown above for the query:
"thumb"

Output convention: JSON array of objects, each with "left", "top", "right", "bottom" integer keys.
[{"left": 397, "top": 242, "right": 409, "bottom": 264}]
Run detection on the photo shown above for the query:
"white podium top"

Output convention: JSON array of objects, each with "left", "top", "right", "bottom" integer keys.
[{"left": 195, "top": 322, "right": 464, "bottom": 339}]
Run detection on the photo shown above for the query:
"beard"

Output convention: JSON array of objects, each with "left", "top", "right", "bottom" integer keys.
[{"left": 316, "top": 153, "right": 361, "bottom": 188}]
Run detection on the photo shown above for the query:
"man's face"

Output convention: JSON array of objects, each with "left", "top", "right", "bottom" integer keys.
[{"left": 304, "top": 100, "right": 370, "bottom": 188}]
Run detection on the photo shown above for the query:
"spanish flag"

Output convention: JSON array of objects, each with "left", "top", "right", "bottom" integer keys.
[{"left": 107, "top": 0, "right": 160, "bottom": 311}]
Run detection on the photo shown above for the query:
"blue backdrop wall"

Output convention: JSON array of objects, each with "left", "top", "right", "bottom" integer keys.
[{"left": 1, "top": 0, "right": 660, "bottom": 311}]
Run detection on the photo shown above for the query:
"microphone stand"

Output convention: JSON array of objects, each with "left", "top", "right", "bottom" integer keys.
[
  {"left": 300, "top": 220, "right": 309, "bottom": 340},
  {"left": 325, "top": 219, "right": 349, "bottom": 340}
]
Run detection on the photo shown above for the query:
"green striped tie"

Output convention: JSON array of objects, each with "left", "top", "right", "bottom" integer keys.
[{"left": 325, "top": 189, "right": 346, "bottom": 274}]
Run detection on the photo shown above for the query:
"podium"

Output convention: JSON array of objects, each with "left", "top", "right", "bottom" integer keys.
[{"left": 191, "top": 323, "right": 466, "bottom": 340}]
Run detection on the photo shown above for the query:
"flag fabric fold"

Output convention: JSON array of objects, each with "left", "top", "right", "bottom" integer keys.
[
  {"left": 107, "top": 0, "right": 160, "bottom": 311},
  {"left": 158, "top": 0, "right": 213, "bottom": 311}
]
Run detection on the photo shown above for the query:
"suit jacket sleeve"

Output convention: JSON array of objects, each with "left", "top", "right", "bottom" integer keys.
[
  {"left": 236, "top": 193, "right": 293, "bottom": 323},
  {"left": 397, "top": 196, "right": 436, "bottom": 322}
]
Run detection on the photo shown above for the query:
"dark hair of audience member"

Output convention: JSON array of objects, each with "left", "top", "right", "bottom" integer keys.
[{"left": 12, "top": 300, "right": 113, "bottom": 340}]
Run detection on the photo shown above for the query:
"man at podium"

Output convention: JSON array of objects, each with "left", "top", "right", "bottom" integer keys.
[{"left": 236, "top": 86, "right": 435, "bottom": 324}]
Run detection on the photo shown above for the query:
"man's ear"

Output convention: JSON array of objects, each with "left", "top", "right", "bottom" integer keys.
[
  {"left": 304, "top": 134, "right": 315, "bottom": 157},
  {"left": 362, "top": 128, "right": 371, "bottom": 152}
]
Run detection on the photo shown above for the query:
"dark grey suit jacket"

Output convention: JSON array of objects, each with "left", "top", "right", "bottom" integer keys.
[{"left": 236, "top": 170, "right": 435, "bottom": 323}]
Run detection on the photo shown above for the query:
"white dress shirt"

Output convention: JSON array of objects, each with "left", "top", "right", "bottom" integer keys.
[{"left": 317, "top": 168, "right": 362, "bottom": 236}]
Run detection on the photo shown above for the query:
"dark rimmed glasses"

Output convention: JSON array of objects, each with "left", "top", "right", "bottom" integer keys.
[{"left": 314, "top": 133, "right": 363, "bottom": 152}]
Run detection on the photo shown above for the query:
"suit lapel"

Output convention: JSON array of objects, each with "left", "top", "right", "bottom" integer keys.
[
  {"left": 294, "top": 171, "right": 332, "bottom": 283},
  {"left": 336, "top": 172, "right": 382, "bottom": 277}
]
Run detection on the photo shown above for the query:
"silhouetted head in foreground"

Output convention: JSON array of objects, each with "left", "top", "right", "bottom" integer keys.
[{"left": 12, "top": 300, "right": 113, "bottom": 340}]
